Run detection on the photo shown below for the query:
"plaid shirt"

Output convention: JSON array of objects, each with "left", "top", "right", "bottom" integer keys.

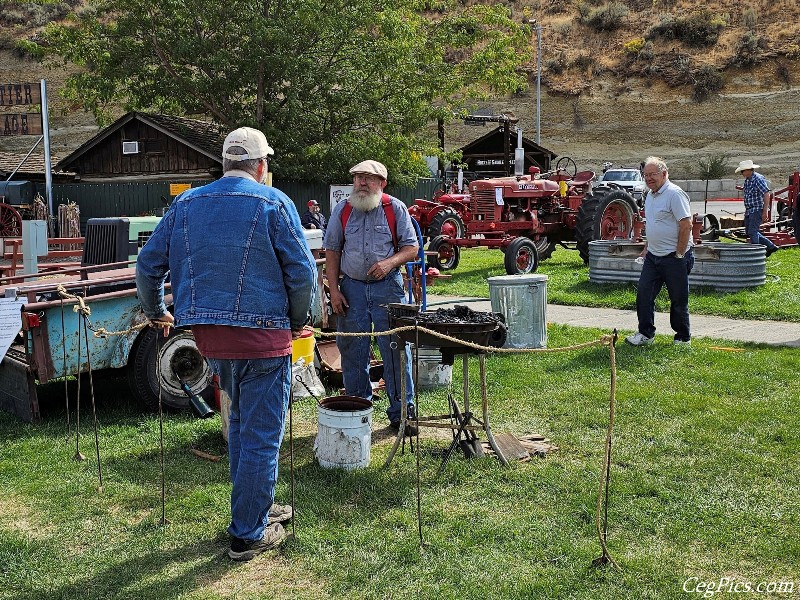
[{"left": 742, "top": 171, "right": 769, "bottom": 212}]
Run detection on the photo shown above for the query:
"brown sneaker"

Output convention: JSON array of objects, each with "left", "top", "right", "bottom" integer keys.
[
  {"left": 268, "top": 503, "right": 293, "bottom": 524},
  {"left": 228, "top": 523, "right": 286, "bottom": 561}
]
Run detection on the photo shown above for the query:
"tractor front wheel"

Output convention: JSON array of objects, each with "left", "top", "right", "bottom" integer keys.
[
  {"left": 428, "top": 235, "right": 461, "bottom": 271},
  {"left": 504, "top": 237, "right": 539, "bottom": 275},
  {"left": 427, "top": 208, "right": 465, "bottom": 240},
  {"left": 575, "top": 189, "right": 639, "bottom": 263}
]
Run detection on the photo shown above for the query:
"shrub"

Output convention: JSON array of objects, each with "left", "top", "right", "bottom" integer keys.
[
  {"left": 624, "top": 37, "right": 645, "bottom": 54},
  {"left": 646, "top": 10, "right": 724, "bottom": 47},
  {"left": 785, "top": 44, "right": 800, "bottom": 59},
  {"left": 775, "top": 63, "right": 791, "bottom": 86},
  {"left": 697, "top": 154, "right": 731, "bottom": 179},
  {"left": 691, "top": 65, "right": 724, "bottom": 102},
  {"left": 742, "top": 7, "right": 758, "bottom": 30},
  {"left": 545, "top": 53, "right": 568, "bottom": 75},
  {"left": 579, "top": 2, "right": 630, "bottom": 32},
  {"left": 573, "top": 53, "right": 595, "bottom": 71},
  {"left": 732, "top": 31, "right": 764, "bottom": 66}
]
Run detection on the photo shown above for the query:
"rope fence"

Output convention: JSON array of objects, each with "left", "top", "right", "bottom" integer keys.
[{"left": 50, "top": 285, "right": 621, "bottom": 569}]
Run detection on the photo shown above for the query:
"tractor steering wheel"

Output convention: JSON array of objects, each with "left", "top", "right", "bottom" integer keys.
[{"left": 554, "top": 156, "right": 578, "bottom": 178}]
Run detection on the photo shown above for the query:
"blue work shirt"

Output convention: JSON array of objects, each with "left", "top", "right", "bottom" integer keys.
[{"left": 323, "top": 196, "right": 418, "bottom": 281}]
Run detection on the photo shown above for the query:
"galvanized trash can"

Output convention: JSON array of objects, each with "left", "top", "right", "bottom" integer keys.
[{"left": 487, "top": 274, "right": 548, "bottom": 348}]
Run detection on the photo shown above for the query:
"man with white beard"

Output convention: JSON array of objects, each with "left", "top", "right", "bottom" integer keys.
[{"left": 323, "top": 160, "right": 420, "bottom": 434}]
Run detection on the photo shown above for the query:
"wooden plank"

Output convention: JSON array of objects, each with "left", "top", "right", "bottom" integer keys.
[
  {"left": 1, "top": 113, "right": 43, "bottom": 136},
  {"left": 491, "top": 432, "right": 531, "bottom": 461}
]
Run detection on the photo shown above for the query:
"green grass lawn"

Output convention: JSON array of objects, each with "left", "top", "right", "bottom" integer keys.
[
  {"left": 2, "top": 326, "right": 798, "bottom": 599},
  {"left": 426, "top": 245, "right": 800, "bottom": 322}
]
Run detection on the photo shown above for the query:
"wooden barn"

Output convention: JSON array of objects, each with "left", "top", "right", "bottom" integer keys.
[
  {"left": 55, "top": 112, "right": 225, "bottom": 181},
  {"left": 456, "top": 118, "right": 557, "bottom": 179}
]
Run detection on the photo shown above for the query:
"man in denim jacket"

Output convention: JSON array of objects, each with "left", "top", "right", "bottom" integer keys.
[
  {"left": 136, "top": 127, "right": 317, "bottom": 561},
  {"left": 323, "top": 160, "right": 419, "bottom": 434}
]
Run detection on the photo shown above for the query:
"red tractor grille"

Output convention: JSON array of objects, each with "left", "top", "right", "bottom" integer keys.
[{"left": 471, "top": 188, "right": 497, "bottom": 219}]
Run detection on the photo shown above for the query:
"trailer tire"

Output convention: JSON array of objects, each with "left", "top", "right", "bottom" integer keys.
[
  {"left": 427, "top": 208, "right": 465, "bottom": 240},
  {"left": 575, "top": 189, "right": 639, "bottom": 263},
  {"left": 428, "top": 235, "right": 461, "bottom": 271},
  {"left": 504, "top": 237, "right": 539, "bottom": 275},
  {"left": 127, "top": 327, "right": 213, "bottom": 412}
]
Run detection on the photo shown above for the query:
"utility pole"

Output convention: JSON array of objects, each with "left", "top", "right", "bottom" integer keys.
[{"left": 524, "top": 18, "right": 542, "bottom": 145}]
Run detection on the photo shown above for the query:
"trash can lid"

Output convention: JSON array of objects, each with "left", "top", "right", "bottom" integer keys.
[{"left": 487, "top": 274, "right": 549, "bottom": 285}]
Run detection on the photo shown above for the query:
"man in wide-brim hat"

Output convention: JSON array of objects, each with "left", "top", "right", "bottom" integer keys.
[{"left": 735, "top": 159, "right": 779, "bottom": 256}]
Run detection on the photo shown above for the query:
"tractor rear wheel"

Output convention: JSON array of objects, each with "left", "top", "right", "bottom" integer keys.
[
  {"left": 428, "top": 235, "right": 461, "bottom": 271},
  {"left": 427, "top": 208, "right": 465, "bottom": 240},
  {"left": 127, "top": 327, "right": 214, "bottom": 412},
  {"left": 794, "top": 193, "right": 800, "bottom": 245},
  {"left": 504, "top": 237, "right": 539, "bottom": 275},
  {"left": 575, "top": 189, "right": 639, "bottom": 263},
  {"left": 532, "top": 237, "right": 555, "bottom": 261}
]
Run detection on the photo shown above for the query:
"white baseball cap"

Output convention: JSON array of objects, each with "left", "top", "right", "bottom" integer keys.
[{"left": 222, "top": 127, "right": 274, "bottom": 161}]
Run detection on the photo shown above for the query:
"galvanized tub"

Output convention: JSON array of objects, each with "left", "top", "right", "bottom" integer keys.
[
  {"left": 587, "top": 240, "right": 766, "bottom": 292},
  {"left": 487, "top": 274, "right": 548, "bottom": 348}
]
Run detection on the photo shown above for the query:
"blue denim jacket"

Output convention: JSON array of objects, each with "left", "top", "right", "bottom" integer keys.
[{"left": 136, "top": 175, "right": 317, "bottom": 331}]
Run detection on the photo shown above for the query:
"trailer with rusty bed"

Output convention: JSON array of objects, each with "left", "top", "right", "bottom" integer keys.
[{"left": 0, "top": 265, "right": 213, "bottom": 422}]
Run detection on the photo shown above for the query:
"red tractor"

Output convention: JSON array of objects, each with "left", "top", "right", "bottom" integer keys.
[{"left": 410, "top": 157, "right": 643, "bottom": 274}]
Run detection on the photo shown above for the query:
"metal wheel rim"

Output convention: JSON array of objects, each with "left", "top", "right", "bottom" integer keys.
[
  {"left": 515, "top": 246, "right": 535, "bottom": 273},
  {"left": 156, "top": 333, "right": 210, "bottom": 396},
  {"left": 600, "top": 200, "right": 635, "bottom": 239}
]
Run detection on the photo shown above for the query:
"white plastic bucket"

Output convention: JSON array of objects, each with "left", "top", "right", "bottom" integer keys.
[
  {"left": 488, "top": 274, "right": 548, "bottom": 348},
  {"left": 314, "top": 396, "right": 373, "bottom": 470},
  {"left": 411, "top": 344, "right": 452, "bottom": 390}
]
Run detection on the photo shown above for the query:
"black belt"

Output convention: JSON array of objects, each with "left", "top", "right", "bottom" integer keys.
[{"left": 343, "top": 273, "right": 395, "bottom": 284}]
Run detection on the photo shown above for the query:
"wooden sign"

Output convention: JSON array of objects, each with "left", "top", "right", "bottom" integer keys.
[
  {"left": 2, "top": 113, "right": 43, "bottom": 136},
  {"left": 0, "top": 83, "right": 41, "bottom": 107}
]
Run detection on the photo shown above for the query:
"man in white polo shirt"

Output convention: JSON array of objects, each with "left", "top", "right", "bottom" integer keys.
[{"left": 626, "top": 156, "right": 694, "bottom": 347}]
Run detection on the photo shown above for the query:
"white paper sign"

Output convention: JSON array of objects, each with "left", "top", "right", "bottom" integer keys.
[
  {"left": 329, "top": 184, "right": 354, "bottom": 214},
  {"left": 495, "top": 187, "right": 505, "bottom": 205},
  {"left": 0, "top": 297, "right": 26, "bottom": 362}
]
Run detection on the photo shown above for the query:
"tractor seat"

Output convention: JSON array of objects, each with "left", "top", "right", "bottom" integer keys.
[{"left": 570, "top": 170, "right": 595, "bottom": 187}]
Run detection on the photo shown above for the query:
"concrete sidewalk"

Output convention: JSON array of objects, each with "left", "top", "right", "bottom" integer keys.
[{"left": 425, "top": 295, "right": 800, "bottom": 348}]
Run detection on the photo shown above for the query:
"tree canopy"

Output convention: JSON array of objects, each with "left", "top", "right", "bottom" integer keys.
[{"left": 42, "top": 0, "right": 530, "bottom": 182}]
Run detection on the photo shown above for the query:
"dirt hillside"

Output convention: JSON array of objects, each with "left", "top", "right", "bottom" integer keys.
[{"left": 1, "top": 1, "right": 799, "bottom": 180}]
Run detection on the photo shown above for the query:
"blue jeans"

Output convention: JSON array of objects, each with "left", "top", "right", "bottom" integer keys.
[
  {"left": 337, "top": 273, "right": 414, "bottom": 422},
  {"left": 744, "top": 210, "right": 778, "bottom": 250},
  {"left": 208, "top": 355, "right": 290, "bottom": 542},
  {"left": 636, "top": 250, "right": 695, "bottom": 342}
]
